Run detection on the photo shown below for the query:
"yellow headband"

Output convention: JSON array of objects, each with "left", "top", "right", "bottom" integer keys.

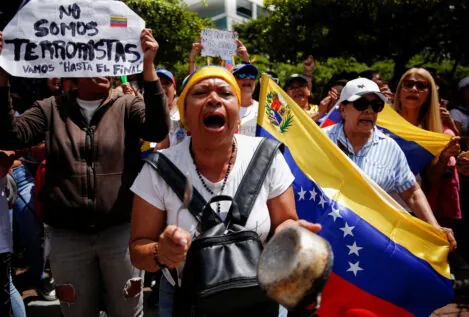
[{"left": 177, "top": 66, "right": 241, "bottom": 128}]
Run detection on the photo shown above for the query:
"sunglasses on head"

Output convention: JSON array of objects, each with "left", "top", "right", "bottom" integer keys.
[
  {"left": 402, "top": 79, "right": 428, "bottom": 91},
  {"left": 350, "top": 97, "right": 385, "bottom": 113},
  {"left": 236, "top": 73, "right": 256, "bottom": 80}
]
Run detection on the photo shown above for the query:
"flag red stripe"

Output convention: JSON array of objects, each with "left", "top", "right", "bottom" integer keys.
[{"left": 317, "top": 273, "right": 414, "bottom": 317}]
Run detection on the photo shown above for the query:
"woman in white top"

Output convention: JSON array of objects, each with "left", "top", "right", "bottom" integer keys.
[{"left": 129, "top": 66, "right": 320, "bottom": 317}]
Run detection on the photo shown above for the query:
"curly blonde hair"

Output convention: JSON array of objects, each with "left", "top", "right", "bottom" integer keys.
[{"left": 392, "top": 68, "right": 442, "bottom": 133}]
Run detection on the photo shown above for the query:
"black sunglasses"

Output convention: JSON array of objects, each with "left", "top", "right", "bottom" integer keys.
[
  {"left": 350, "top": 97, "right": 385, "bottom": 113},
  {"left": 402, "top": 79, "right": 428, "bottom": 91}
]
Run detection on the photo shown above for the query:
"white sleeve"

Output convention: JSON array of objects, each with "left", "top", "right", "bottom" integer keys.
[
  {"left": 130, "top": 163, "right": 167, "bottom": 210},
  {"left": 267, "top": 150, "right": 295, "bottom": 199}
]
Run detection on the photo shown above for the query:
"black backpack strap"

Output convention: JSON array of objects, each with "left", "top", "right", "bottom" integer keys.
[
  {"left": 143, "top": 152, "right": 206, "bottom": 223},
  {"left": 233, "top": 138, "right": 283, "bottom": 226}
]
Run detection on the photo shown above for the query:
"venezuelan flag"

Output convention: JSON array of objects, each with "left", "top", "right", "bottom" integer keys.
[
  {"left": 110, "top": 16, "right": 128, "bottom": 27},
  {"left": 319, "top": 104, "right": 450, "bottom": 174},
  {"left": 257, "top": 75, "right": 453, "bottom": 317},
  {"left": 221, "top": 58, "right": 235, "bottom": 71}
]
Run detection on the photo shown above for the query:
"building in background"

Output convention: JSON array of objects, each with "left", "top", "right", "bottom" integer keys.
[{"left": 184, "top": 0, "right": 268, "bottom": 30}]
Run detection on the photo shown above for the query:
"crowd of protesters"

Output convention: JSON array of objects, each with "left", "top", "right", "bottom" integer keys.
[{"left": 0, "top": 14, "right": 469, "bottom": 317}]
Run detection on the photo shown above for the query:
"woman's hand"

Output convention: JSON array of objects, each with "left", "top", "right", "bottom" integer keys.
[
  {"left": 236, "top": 39, "right": 249, "bottom": 63},
  {"left": 189, "top": 39, "right": 203, "bottom": 63},
  {"left": 157, "top": 225, "right": 192, "bottom": 269},
  {"left": 275, "top": 219, "right": 321, "bottom": 235},
  {"left": 440, "top": 227, "right": 457, "bottom": 252},
  {"left": 440, "top": 107, "right": 452, "bottom": 125},
  {"left": 319, "top": 88, "right": 339, "bottom": 112},
  {"left": 439, "top": 137, "right": 460, "bottom": 165},
  {"left": 141, "top": 28, "right": 159, "bottom": 65}
]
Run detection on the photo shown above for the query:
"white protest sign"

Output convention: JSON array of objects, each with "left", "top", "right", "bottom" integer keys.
[
  {"left": 201, "top": 28, "right": 237, "bottom": 60},
  {"left": 0, "top": 0, "right": 145, "bottom": 78}
]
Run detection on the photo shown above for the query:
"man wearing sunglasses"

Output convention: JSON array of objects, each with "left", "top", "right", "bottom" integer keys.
[
  {"left": 323, "top": 78, "right": 456, "bottom": 249},
  {"left": 233, "top": 63, "right": 259, "bottom": 136}
]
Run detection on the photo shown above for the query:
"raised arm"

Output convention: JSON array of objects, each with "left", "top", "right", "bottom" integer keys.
[
  {"left": 129, "top": 29, "right": 169, "bottom": 142},
  {"left": 188, "top": 38, "right": 202, "bottom": 75}
]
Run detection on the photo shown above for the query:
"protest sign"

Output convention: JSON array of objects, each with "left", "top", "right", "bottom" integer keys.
[
  {"left": 0, "top": 0, "right": 145, "bottom": 78},
  {"left": 201, "top": 28, "right": 237, "bottom": 60}
]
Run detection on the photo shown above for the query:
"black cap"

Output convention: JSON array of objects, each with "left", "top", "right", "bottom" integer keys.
[{"left": 284, "top": 74, "right": 308, "bottom": 90}]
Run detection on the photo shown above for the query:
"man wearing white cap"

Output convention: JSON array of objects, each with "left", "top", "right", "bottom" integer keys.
[
  {"left": 450, "top": 77, "right": 469, "bottom": 136},
  {"left": 324, "top": 78, "right": 456, "bottom": 250}
]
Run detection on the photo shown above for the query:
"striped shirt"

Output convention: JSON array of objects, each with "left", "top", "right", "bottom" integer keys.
[{"left": 324, "top": 122, "right": 416, "bottom": 193}]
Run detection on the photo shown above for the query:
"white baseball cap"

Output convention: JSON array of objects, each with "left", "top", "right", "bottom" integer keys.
[{"left": 337, "top": 78, "right": 388, "bottom": 105}]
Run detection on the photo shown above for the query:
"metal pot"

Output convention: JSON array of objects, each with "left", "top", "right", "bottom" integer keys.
[{"left": 257, "top": 226, "right": 333, "bottom": 314}]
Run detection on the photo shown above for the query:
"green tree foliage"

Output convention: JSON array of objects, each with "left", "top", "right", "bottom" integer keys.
[
  {"left": 235, "top": 0, "right": 469, "bottom": 84},
  {"left": 124, "top": 0, "right": 213, "bottom": 65}
]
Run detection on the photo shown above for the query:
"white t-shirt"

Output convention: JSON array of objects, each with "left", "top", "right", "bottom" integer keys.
[
  {"left": 238, "top": 100, "right": 259, "bottom": 137},
  {"left": 168, "top": 109, "right": 187, "bottom": 147},
  {"left": 0, "top": 177, "right": 12, "bottom": 254},
  {"left": 131, "top": 134, "right": 294, "bottom": 244},
  {"left": 76, "top": 98, "right": 102, "bottom": 123}
]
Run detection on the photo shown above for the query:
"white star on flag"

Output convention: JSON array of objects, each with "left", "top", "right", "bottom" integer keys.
[
  {"left": 297, "top": 187, "right": 306, "bottom": 200},
  {"left": 328, "top": 206, "right": 342, "bottom": 222},
  {"left": 318, "top": 195, "right": 326, "bottom": 208},
  {"left": 347, "top": 261, "right": 363, "bottom": 276},
  {"left": 340, "top": 222, "right": 355, "bottom": 237},
  {"left": 346, "top": 241, "right": 363, "bottom": 256},
  {"left": 309, "top": 188, "right": 317, "bottom": 201}
]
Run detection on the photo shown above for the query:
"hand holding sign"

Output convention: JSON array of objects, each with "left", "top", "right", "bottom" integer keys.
[
  {"left": 141, "top": 28, "right": 158, "bottom": 64},
  {"left": 235, "top": 39, "right": 249, "bottom": 63}
]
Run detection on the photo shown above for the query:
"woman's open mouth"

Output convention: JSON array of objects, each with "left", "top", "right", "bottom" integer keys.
[
  {"left": 203, "top": 114, "right": 226, "bottom": 133},
  {"left": 359, "top": 119, "right": 374, "bottom": 125}
]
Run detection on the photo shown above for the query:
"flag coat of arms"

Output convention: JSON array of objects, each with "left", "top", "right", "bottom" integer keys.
[{"left": 256, "top": 75, "right": 453, "bottom": 317}]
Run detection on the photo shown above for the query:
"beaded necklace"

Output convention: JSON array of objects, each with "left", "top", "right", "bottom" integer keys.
[{"left": 189, "top": 139, "right": 236, "bottom": 213}]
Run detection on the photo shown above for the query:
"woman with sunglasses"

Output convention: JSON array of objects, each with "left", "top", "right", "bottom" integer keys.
[
  {"left": 324, "top": 78, "right": 456, "bottom": 250},
  {"left": 393, "top": 68, "right": 460, "bottom": 240}
]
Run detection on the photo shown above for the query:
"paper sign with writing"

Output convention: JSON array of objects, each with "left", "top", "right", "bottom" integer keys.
[
  {"left": 0, "top": 0, "right": 145, "bottom": 78},
  {"left": 201, "top": 28, "right": 237, "bottom": 60}
]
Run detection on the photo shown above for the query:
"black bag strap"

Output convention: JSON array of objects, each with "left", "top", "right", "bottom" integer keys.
[
  {"left": 201, "top": 195, "right": 241, "bottom": 230},
  {"left": 143, "top": 152, "right": 206, "bottom": 223},
  {"left": 233, "top": 138, "right": 283, "bottom": 226},
  {"left": 143, "top": 137, "right": 283, "bottom": 226}
]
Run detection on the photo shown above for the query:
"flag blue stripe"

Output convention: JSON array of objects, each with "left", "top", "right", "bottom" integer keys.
[
  {"left": 258, "top": 126, "right": 453, "bottom": 317},
  {"left": 377, "top": 126, "right": 435, "bottom": 174}
]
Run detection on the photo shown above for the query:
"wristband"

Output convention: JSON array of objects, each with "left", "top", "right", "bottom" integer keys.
[{"left": 153, "top": 243, "right": 166, "bottom": 268}]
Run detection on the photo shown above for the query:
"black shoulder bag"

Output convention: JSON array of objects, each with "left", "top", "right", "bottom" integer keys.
[{"left": 143, "top": 138, "right": 283, "bottom": 317}]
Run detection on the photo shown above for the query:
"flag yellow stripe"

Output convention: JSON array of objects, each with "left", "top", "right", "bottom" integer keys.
[
  {"left": 377, "top": 105, "right": 450, "bottom": 157},
  {"left": 258, "top": 75, "right": 450, "bottom": 278},
  {"left": 110, "top": 17, "right": 128, "bottom": 21}
]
